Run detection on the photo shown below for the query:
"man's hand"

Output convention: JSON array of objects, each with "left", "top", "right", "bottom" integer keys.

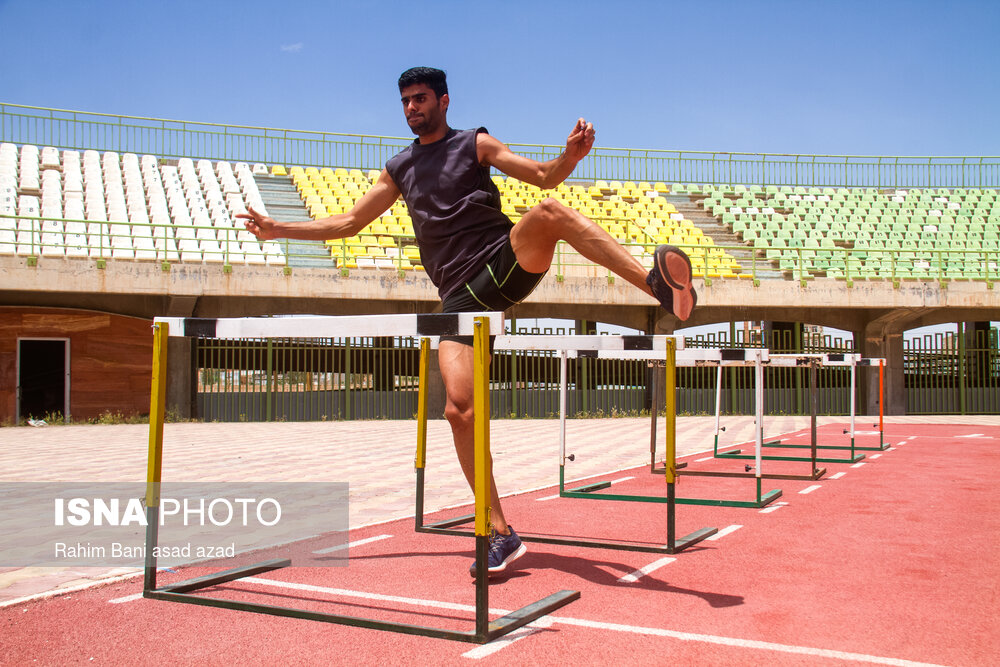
[
  {"left": 236, "top": 206, "right": 278, "bottom": 240},
  {"left": 565, "top": 118, "right": 595, "bottom": 163}
]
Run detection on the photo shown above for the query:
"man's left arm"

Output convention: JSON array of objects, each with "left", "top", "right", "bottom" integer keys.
[{"left": 478, "top": 119, "right": 595, "bottom": 190}]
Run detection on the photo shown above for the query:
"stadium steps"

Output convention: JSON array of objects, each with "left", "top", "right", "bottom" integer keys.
[
  {"left": 254, "top": 174, "right": 335, "bottom": 268},
  {"left": 666, "top": 195, "right": 785, "bottom": 280}
]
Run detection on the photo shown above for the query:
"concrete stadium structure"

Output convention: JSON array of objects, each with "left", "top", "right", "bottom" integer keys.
[{"left": 2, "top": 104, "right": 998, "bottom": 422}]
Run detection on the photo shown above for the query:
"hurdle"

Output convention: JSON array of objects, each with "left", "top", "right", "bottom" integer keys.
[
  {"left": 621, "top": 347, "right": 787, "bottom": 508},
  {"left": 142, "top": 313, "right": 579, "bottom": 644},
  {"left": 754, "top": 357, "right": 890, "bottom": 453},
  {"left": 655, "top": 354, "right": 828, "bottom": 484},
  {"left": 714, "top": 353, "right": 866, "bottom": 466},
  {"left": 416, "top": 334, "right": 719, "bottom": 554}
]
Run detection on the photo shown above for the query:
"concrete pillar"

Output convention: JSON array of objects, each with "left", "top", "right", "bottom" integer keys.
[
  {"left": 861, "top": 326, "right": 906, "bottom": 416},
  {"left": 166, "top": 337, "right": 195, "bottom": 419}
]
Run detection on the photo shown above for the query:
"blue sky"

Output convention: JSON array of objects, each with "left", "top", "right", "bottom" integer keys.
[{"left": 1, "top": 0, "right": 998, "bottom": 157}]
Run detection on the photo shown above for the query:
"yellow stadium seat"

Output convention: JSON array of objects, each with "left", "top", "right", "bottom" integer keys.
[{"left": 271, "top": 165, "right": 287, "bottom": 176}]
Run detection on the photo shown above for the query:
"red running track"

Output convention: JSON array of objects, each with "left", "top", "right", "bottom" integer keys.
[{"left": 3, "top": 422, "right": 998, "bottom": 665}]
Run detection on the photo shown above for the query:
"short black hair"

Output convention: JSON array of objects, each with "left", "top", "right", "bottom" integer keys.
[{"left": 398, "top": 67, "right": 448, "bottom": 98}]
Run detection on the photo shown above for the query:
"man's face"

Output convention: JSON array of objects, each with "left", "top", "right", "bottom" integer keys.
[{"left": 400, "top": 83, "right": 448, "bottom": 137}]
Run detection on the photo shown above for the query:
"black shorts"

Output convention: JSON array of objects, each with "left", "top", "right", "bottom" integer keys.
[{"left": 439, "top": 237, "right": 546, "bottom": 347}]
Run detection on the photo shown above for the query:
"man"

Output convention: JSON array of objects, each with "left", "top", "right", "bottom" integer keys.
[{"left": 239, "top": 66, "right": 696, "bottom": 578}]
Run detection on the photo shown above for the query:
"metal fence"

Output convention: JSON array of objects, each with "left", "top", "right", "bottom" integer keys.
[
  {"left": 905, "top": 326, "right": 1000, "bottom": 414},
  {"left": 4, "top": 103, "right": 1000, "bottom": 188},
  {"left": 193, "top": 326, "right": 873, "bottom": 422}
]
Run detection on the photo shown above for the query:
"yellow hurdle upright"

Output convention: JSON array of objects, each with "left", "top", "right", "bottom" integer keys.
[
  {"left": 472, "top": 317, "right": 492, "bottom": 538},
  {"left": 144, "top": 321, "right": 169, "bottom": 591},
  {"left": 664, "top": 337, "right": 677, "bottom": 485}
]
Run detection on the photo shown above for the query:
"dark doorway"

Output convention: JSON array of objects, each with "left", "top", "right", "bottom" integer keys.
[{"left": 18, "top": 339, "right": 68, "bottom": 421}]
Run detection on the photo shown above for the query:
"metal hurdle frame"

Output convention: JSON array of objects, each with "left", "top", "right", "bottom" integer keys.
[
  {"left": 599, "top": 346, "right": 786, "bottom": 508},
  {"left": 714, "top": 353, "right": 867, "bottom": 466},
  {"left": 416, "top": 334, "right": 719, "bottom": 554},
  {"left": 142, "top": 313, "right": 579, "bottom": 645},
  {"left": 754, "top": 357, "right": 890, "bottom": 453},
  {"left": 654, "top": 355, "right": 829, "bottom": 485}
]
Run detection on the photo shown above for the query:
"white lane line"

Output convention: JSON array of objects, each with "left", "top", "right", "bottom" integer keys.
[
  {"left": 239, "top": 577, "right": 946, "bottom": 667},
  {"left": 546, "top": 615, "right": 949, "bottom": 667},
  {"left": 462, "top": 617, "right": 553, "bottom": 659},
  {"left": 695, "top": 456, "right": 715, "bottom": 462},
  {"left": 705, "top": 525, "right": 743, "bottom": 541},
  {"left": 799, "top": 485, "right": 822, "bottom": 495},
  {"left": 538, "top": 476, "right": 634, "bottom": 502},
  {"left": 313, "top": 534, "right": 392, "bottom": 555},
  {"left": 870, "top": 454, "right": 882, "bottom": 460},
  {"left": 851, "top": 461, "right": 867, "bottom": 468},
  {"left": 108, "top": 592, "right": 143, "bottom": 604},
  {"left": 829, "top": 472, "right": 847, "bottom": 480},
  {"left": 618, "top": 557, "right": 676, "bottom": 583},
  {"left": 759, "top": 501, "right": 789, "bottom": 514},
  {"left": 610, "top": 476, "right": 635, "bottom": 484},
  {"left": 956, "top": 433, "right": 985, "bottom": 438}
]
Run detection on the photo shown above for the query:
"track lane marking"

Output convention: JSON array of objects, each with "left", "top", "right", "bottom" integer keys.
[
  {"left": 759, "top": 501, "right": 789, "bottom": 514},
  {"left": 618, "top": 556, "right": 676, "bottom": 583},
  {"left": 461, "top": 617, "right": 553, "bottom": 659},
  {"left": 312, "top": 534, "right": 392, "bottom": 555},
  {"left": 829, "top": 472, "right": 846, "bottom": 480},
  {"left": 705, "top": 525, "right": 742, "bottom": 541},
  {"left": 236, "top": 577, "right": 947, "bottom": 666},
  {"left": 799, "top": 485, "right": 822, "bottom": 495}
]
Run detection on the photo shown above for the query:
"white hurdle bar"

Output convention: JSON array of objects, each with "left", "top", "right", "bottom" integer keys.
[{"left": 153, "top": 312, "right": 506, "bottom": 339}]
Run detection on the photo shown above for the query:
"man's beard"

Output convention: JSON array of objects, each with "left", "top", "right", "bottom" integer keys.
[{"left": 407, "top": 112, "right": 439, "bottom": 137}]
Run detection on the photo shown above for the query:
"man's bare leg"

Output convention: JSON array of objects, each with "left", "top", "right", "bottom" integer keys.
[
  {"left": 437, "top": 339, "right": 510, "bottom": 534},
  {"left": 510, "top": 197, "right": 653, "bottom": 294}
]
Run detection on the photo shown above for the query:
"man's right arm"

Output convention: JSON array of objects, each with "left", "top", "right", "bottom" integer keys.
[{"left": 237, "top": 169, "right": 401, "bottom": 241}]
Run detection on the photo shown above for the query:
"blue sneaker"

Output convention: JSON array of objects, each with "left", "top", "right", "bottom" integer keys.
[
  {"left": 469, "top": 526, "right": 527, "bottom": 578},
  {"left": 646, "top": 244, "right": 697, "bottom": 321}
]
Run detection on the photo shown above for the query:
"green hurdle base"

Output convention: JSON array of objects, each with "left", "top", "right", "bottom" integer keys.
[{"left": 417, "top": 468, "right": 717, "bottom": 555}]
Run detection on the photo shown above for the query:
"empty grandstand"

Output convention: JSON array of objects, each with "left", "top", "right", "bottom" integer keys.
[{"left": 1, "top": 103, "right": 997, "bottom": 423}]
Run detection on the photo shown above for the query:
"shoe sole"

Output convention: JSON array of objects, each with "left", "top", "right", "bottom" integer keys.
[
  {"left": 655, "top": 245, "right": 696, "bottom": 321},
  {"left": 470, "top": 542, "right": 528, "bottom": 578},
  {"left": 488, "top": 543, "right": 527, "bottom": 575}
]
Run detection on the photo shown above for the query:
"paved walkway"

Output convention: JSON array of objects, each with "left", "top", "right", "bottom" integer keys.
[{"left": 1, "top": 414, "right": 996, "bottom": 605}]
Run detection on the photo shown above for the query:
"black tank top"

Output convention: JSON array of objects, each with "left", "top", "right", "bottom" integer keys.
[{"left": 385, "top": 127, "right": 513, "bottom": 300}]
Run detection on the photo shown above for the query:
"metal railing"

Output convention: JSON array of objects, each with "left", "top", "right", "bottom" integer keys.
[
  {"left": 905, "top": 326, "right": 1000, "bottom": 414},
  {"left": 4, "top": 103, "right": 1000, "bottom": 188}
]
